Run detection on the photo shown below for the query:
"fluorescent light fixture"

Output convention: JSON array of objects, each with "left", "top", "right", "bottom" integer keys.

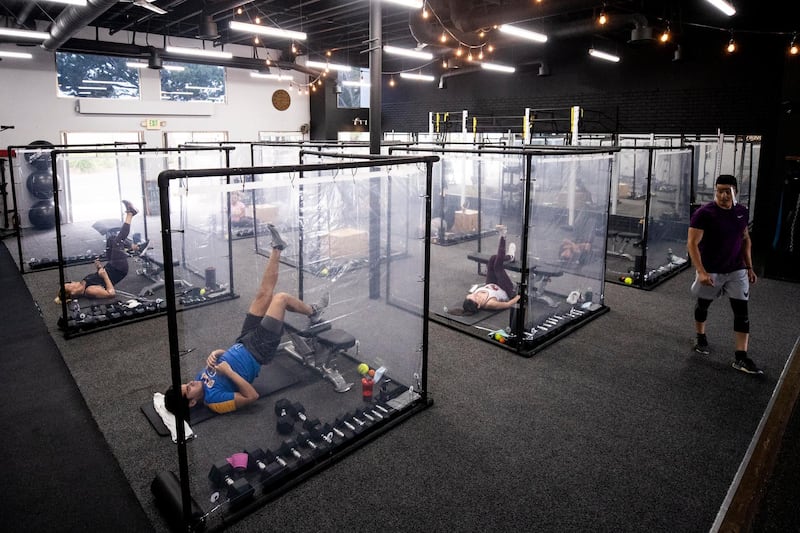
[
  {"left": 163, "top": 91, "right": 194, "bottom": 96},
  {"left": 0, "top": 50, "right": 33, "bottom": 59},
  {"left": 588, "top": 48, "right": 620, "bottom": 62},
  {"left": 480, "top": 61, "right": 516, "bottom": 73},
  {"left": 185, "top": 84, "right": 220, "bottom": 90},
  {"left": 498, "top": 24, "right": 548, "bottom": 43},
  {"left": 380, "top": 0, "right": 424, "bottom": 8},
  {"left": 165, "top": 45, "right": 233, "bottom": 59},
  {"left": 250, "top": 72, "right": 293, "bottom": 80},
  {"left": 77, "top": 86, "right": 107, "bottom": 90},
  {"left": 0, "top": 27, "right": 50, "bottom": 40},
  {"left": 126, "top": 61, "right": 149, "bottom": 68},
  {"left": 342, "top": 80, "right": 371, "bottom": 87},
  {"left": 383, "top": 45, "right": 433, "bottom": 60},
  {"left": 703, "top": 0, "right": 736, "bottom": 16},
  {"left": 163, "top": 65, "right": 185, "bottom": 72},
  {"left": 399, "top": 72, "right": 435, "bottom": 82},
  {"left": 45, "top": 0, "right": 87, "bottom": 5},
  {"left": 229, "top": 21, "right": 307, "bottom": 41},
  {"left": 306, "top": 60, "right": 352, "bottom": 71}
]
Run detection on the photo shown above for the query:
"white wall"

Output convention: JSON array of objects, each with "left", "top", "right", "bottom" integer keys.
[{"left": 0, "top": 30, "right": 310, "bottom": 150}]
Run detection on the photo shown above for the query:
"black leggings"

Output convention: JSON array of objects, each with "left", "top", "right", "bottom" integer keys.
[{"left": 486, "top": 237, "right": 515, "bottom": 297}]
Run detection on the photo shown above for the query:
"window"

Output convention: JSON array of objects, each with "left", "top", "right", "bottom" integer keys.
[
  {"left": 55, "top": 52, "right": 141, "bottom": 99},
  {"left": 160, "top": 62, "right": 226, "bottom": 102},
  {"left": 337, "top": 68, "right": 370, "bottom": 109}
]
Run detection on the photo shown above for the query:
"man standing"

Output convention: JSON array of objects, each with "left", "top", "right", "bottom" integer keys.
[{"left": 687, "top": 174, "right": 761, "bottom": 374}]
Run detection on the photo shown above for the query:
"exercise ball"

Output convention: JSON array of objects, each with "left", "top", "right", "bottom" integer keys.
[
  {"left": 26, "top": 171, "right": 54, "bottom": 199},
  {"left": 23, "top": 140, "right": 55, "bottom": 170},
  {"left": 28, "top": 200, "right": 56, "bottom": 230}
]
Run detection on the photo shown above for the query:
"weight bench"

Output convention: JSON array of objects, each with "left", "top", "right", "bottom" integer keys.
[
  {"left": 135, "top": 252, "right": 189, "bottom": 297},
  {"left": 606, "top": 231, "right": 641, "bottom": 261},
  {"left": 467, "top": 252, "right": 522, "bottom": 276},
  {"left": 466, "top": 252, "right": 564, "bottom": 307},
  {"left": 281, "top": 313, "right": 355, "bottom": 393}
]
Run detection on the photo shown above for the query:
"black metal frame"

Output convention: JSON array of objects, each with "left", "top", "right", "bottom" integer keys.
[{"left": 156, "top": 153, "right": 438, "bottom": 532}]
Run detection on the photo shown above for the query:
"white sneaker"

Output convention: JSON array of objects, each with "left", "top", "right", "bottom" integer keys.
[{"left": 507, "top": 243, "right": 516, "bottom": 262}]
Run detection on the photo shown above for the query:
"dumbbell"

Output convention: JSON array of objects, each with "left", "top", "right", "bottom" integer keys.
[
  {"left": 246, "top": 447, "right": 290, "bottom": 488},
  {"left": 296, "top": 429, "right": 328, "bottom": 456},
  {"left": 334, "top": 414, "right": 360, "bottom": 437},
  {"left": 208, "top": 459, "right": 254, "bottom": 503},
  {"left": 277, "top": 438, "right": 312, "bottom": 466},
  {"left": 309, "top": 422, "right": 345, "bottom": 448},
  {"left": 274, "top": 399, "right": 295, "bottom": 435}
]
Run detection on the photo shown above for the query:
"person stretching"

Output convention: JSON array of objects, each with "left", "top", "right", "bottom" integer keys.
[{"left": 165, "top": 224, "right": 328, "bottom": 415}]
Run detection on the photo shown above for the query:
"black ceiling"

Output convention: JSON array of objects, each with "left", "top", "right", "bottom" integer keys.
[{"left": 0, "top": 0, "right": 797, "bottom": 70}]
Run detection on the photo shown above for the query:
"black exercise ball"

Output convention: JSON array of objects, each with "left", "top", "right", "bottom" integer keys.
[
  {"left": 23, "top": 140, "right": 55, "bottom": 170},
  {"left": 26, "top": 171, "right": 54, "bottom": 199},
  {"left": 28, "top": 200, "right": 56, "bottom": 230}
]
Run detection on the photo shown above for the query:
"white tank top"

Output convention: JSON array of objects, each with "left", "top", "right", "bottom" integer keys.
[{"left": 476, "top": 283, "right": 508, "bottom": 302}]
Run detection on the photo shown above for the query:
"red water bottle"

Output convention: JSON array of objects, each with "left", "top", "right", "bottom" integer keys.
[{"left": 361, "top": 377, "right": 374, "bottom": 401}]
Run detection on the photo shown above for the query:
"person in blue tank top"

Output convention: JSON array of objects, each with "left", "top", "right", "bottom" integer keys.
[
  {"left": 165, "top": 224, "right": 328, "bottom": 415},
  {"left": 687, "top": 174, "right": 761, "bottom": 375}
]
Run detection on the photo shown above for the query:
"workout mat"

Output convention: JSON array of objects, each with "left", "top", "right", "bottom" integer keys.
[
  {"left": 434, "top": 307, "right": 504, "bottom": 326},
  {"left": 141, "top": 356, "right": 303, "bottom": 436}
]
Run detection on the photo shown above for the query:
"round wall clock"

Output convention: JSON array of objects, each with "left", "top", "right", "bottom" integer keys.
[{"left": 272, "top": 89, "right": 291, "bottom": 111}]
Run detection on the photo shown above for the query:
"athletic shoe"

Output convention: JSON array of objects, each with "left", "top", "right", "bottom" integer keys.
[
  {"left": 122, "top": 200, "right": 139, "bottom": 216},
  {"left": 267, "top": 224, "right": 287, "bottom": 251},
  {"left": 732, "top": 357, "right": 763, "bottom": 375},
  {"left": 694, "top": 339, "right": 710, "bottom": 355},
  {"left": 507, "top": 242, "right": 516, "bottom": 262},
  {"left": 309, "top": 292, "right": 330, "bottom": 325}
]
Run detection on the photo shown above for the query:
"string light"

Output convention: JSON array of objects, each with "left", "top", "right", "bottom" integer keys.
[
  {"left": 790, "top": 34, "right": 798, "bottom": 56},
  {"left": 389, "top": 76, "right": 396, "bottom": 87},
  {"left": 660, "top": 24, "right": 671, "bottom": 43},
  {"left": 598, "top": 5, "right": 608, "bottom": 26},
  {"left": 726, "top": 31, "right": 736, "bottom": 53},
  {"left": 254, "top": 16, "right": 260, "bottom": 24},
  {"left": 440, "top": 32, "right": 448, "bottom": 43}
]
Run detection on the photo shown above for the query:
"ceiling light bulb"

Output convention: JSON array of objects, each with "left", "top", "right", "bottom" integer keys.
[
  {"left": 236, "top": 7, "right": 242, "bottom": 15},
  {"left": 440, "top": 33, "right": 447, "bottom": 43},
  {"left": 255, "top": 17, "right": 260, "bottom": 24},
  {"left": 389, "top": 78, "right": 396, "bottom": 87},
  {"left": 467, "top": 51, "right": 473, "bottom": 61},
  {"left": 254, "top": 37, "right": 260, "bottom": 44},
  {"left": 422, "top": 8, "right": 429, "bottom": 19},
  {"left": 487, "top": 44, "right": 494, "bottom": 53},
  {"left": 456, "top": 48, "right": 463, "bottom": 57},
  {"left": 726, "top": 39, "right": 736, "bottom": 53},
  {"left": 479, "top": 30, "right": 485, "bottom": 38},
  {"left": 660, "top": 30, "right": 670, "bottom": 43},
  {"left": 791, "top": 44, "right": 799, "bottom": 55},
  {"left": 442, "top": 59, "right": 448, "bottom": 68},
  {"left": 478, "top": 50, "right": 484, "bottom": 59},
  {"left": 326, "top": 50, "right": 332, "bottom": 57},
  {"left": 598, "top": 12, "right": 608, "bottom": 25}
]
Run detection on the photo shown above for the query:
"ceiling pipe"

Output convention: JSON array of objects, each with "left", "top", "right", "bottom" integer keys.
[{"left": 42, "top": 0, "right": 120, "bottom": 51}]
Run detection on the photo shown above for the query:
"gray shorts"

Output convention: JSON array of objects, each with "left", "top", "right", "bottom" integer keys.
[{"left": 690, "top": 269, "right": 750, "bottom": 301}]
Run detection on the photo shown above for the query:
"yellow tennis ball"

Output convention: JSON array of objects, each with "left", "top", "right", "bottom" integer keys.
[
  {"left": 357, "top": 363, "right": 369, "bottom": 375},
  {"left": 624, "top": 276, "right": 633, "bottom": 285},
  {"left": 200, "top": 288, "right": 207, "bottom": 295}
]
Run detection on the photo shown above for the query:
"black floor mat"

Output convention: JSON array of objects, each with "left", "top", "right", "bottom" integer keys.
[{"left": 141, "top": 356, "right": 303, "bottom": 436}]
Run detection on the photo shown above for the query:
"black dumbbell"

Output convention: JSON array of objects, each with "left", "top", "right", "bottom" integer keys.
[
  {"left": 334, "top": 414, "right": 360, "bottom": 437},
  {"left": 274, "top": 399, "right": 295, "bottom": 435},
  {"left": 296, "top": 429, "right": 327, "bottom": 456},
  {"left": 309, "top": 422, "right": 344, "bottom": 448},
  {"left": 208, "top": 460, "right": 254, "bottom": 502},
  {"left": 246, "top": 447, "right": 290, "bottom": 488},
  {"left": 277, "top": 438, "right": 312, "bottom": 466}
]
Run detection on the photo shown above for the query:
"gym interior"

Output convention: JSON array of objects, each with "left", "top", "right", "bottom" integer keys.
[{"left": 1, "top": 1, "right": 800, "bottom": 532}]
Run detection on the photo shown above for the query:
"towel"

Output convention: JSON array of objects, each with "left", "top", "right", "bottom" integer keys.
[{"left": 153, "top": 392, "right": 195, "bottom": 443}]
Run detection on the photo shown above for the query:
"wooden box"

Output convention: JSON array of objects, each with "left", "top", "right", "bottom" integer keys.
[
  {"left": 254, "top": 204, "right": 279, "bottom": 224},
  {"left": 452, "top": 209, "right": 479, "bottom": 233},
  {"left": 325, "top": 227, "right": 368, "bottom": 259}
]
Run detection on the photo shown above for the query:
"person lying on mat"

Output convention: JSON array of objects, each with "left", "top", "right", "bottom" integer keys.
[
  {"left": 452, "top": 233, "right": 520, "bottom": 316},
  {"left": 164, "top": 224, "right": 328, "bottom": 415},
  {"left": 56, "top": 200, "right": 144, "bottom": 302}
]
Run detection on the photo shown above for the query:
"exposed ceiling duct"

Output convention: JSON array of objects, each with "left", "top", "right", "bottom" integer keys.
[{"left": 42, "top": 0, "right": 120, "bottom": 51}]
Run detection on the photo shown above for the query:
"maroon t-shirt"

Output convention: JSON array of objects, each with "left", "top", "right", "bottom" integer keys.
[{"left": 690, "top": 202, "right": 749, "bottom": 274}]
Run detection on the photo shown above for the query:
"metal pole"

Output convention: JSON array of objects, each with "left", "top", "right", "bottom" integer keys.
[{"left": 369, "top": 0, "right": 382, "bottom": 298}]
